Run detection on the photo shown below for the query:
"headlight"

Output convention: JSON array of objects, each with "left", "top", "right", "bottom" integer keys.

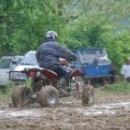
[{"left": 9, "top": 71, "right": 27, "bottom": 81}]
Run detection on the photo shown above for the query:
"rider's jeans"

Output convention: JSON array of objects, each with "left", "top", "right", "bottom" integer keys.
[
  {"left": 53, "top": 66, "right": 69, "bottom": 88},
  {"left": 54, "top": 65, "right": 68, "bottom": 79}
]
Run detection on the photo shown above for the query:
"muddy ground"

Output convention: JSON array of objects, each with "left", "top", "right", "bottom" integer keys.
[{"left": 0, "top": 88, "right": 130, "bottom": 130}]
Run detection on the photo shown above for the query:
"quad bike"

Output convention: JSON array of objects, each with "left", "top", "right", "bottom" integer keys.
[{"left": 11, "top": 60, "right": 85, "bottom": 108}]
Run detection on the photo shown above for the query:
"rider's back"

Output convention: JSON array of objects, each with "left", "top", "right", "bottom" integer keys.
[{"left": 36, "top": 40, "right": 76, "bottom": 71}]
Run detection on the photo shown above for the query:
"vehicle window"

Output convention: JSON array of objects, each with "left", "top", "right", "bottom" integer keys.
[
  {"left": 77, "top": 49, "right": 111, "bottom": 65},
  {"left": 19, "top": 52, "right": 38, "bottom": 66},
  {"left": 0, "top": 59, "right": 12, "bottom": 69}
]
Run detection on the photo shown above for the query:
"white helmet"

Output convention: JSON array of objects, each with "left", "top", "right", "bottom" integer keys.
[{"left": 45, "top": 31, "right": 58, "bottom": 41}]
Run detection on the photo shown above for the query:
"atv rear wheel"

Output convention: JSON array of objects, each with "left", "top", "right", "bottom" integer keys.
[
  {"left": 12, "top": 85, "right": 31, "bottom": 107},
  {"left": 37, "top": 85, "right": 59, "bottom": 107}
]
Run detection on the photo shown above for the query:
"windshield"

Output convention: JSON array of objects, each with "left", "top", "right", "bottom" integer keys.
[
  {"left": 19, "top": 52, "right": 38, "bottom": 66},
  {"left": 0, "top": 59, "right": 12, "bottom": 69},
  {"left": 77, "top": 48, "right": 111, "bottom": 65}
]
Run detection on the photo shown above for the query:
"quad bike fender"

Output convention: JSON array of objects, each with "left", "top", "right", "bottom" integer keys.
[{"left": 41, "top": 68, "right": 58, "bottom": 86}]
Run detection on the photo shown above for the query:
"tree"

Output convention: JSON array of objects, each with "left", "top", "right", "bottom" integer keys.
[{"left": 0, "top": 0, "right": 130, "bottom": 72}]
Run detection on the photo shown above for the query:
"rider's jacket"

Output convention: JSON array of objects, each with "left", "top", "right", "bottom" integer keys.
[{"left": 36, "top": 39, "right": 76, "bottom": 70}]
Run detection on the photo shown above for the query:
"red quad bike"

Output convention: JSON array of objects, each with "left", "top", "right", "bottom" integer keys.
[{"left": 11, "top": 60, "right": 85, "bottom": 108}]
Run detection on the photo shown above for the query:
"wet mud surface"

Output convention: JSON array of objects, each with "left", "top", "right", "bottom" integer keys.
[{"left": 0, "top": 88, "right": 130, "bottom": 130}]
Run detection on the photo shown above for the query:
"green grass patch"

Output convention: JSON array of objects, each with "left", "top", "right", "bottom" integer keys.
[
  {"left": 0, "top": 86, "right": 12, "bottom": 99},
  {"left": 104, "top": 81, "right": 130, "bottom": 93},
  {"left": 0, "top": 79, "right": 32, "bottom": 99}
]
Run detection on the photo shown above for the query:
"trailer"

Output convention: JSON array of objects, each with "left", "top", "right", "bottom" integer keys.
[{"left": 72, "top": 48, "right": 114, "bottom": 86}]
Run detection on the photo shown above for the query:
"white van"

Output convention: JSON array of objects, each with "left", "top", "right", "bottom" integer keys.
[
  {"left": 9, "top": 51, "right": 39, "bottom": 83},
  {"left": 0, "top": 55, "right": 23, "bottom": 86}
]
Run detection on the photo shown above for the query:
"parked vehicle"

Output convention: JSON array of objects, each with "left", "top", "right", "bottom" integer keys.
[
  {"left": 9, "top": 51, "right": 39, "bottom": 83},
  {"left": 0, "top": 55, "right": 23, "bottom": 87},
  {"left": 73, "top": 48, "right": 115, "bottom": 86}
]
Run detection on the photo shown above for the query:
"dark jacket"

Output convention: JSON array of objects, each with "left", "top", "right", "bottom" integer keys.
[{"left": 36, "top": 40, "right": 77, "bottom": 70}]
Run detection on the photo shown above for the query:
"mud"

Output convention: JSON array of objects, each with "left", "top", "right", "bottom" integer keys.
[{"left": 0, "top": 88, "right": 130, "bottom": 130}]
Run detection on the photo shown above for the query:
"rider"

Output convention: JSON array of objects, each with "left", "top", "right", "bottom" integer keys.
[{"left": 36, "top": 31, "right": 77, "bottom": 88}]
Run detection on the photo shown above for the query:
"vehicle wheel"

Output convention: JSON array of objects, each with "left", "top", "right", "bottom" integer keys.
[
  {"left": 12, "top": 85, "right": 31, "bottom": 107},
  {"left": 70, "top": 76, "right": 85, "bottom": 97},
  {"left": 82, "top": 84, "right": 95, "bottom": 105},
  {"left": 37, "top": 85, "right": 59, "bottom": 107}
]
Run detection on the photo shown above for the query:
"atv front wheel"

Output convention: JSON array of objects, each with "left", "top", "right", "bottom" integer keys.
[
  {"left": 12, "top": 85, "right": 31, "bottom": 107},
  {"left": 37, "top": 85, "right": 59, "bottom": 107},
  {"left": 82, "top": 84, "right": 95, "bottom": 105}
]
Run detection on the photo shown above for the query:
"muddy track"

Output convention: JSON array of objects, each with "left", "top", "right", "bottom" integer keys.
[{"left": 0, "top": 88, "right": 130, "bottom": 130}]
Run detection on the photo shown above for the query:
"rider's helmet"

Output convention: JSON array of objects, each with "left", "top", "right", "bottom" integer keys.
[{"left": 45, "top": 31, "right": 58, "bottom": 41}]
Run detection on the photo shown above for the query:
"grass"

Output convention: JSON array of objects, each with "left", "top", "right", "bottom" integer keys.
[
  {"left": 0, "top": 80, "right": 130, "bottom": 99},
  {"left": 0, "top": 79, "right": 32, "bottom": 99},
  {"left": 0, "top": 86, "right": 12, "bottom": 100},
  {"left": 104, "top": 81, "right": 130, "bottom": 94}
]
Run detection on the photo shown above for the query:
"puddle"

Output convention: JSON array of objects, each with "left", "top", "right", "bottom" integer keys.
[{"left": 0, "top": 101, "right": 130, "bottom": 118}]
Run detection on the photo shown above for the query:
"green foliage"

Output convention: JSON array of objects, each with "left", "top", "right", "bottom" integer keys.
[
  {"left": 106, "top": 31, "right": 130, "bottom": 71},
  {"left": 0, "top": 0, "right": 130, "bottom": 72},
  {"left": 61, "top": 15, "right": 113, "bottom": 50},
  {"left": 0, "top": 0, "right": 65, "bottom": 55}
]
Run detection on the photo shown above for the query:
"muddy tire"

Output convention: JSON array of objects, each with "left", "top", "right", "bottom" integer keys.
[
  {"left": 82, "top": 84, "right": 95, "bottom": 105},
  {"left": 12, "top": 85, "right": 31, "bottom": 107},
  {"left": 37, "top": 85, "right": 59, "bottom": 107}
]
